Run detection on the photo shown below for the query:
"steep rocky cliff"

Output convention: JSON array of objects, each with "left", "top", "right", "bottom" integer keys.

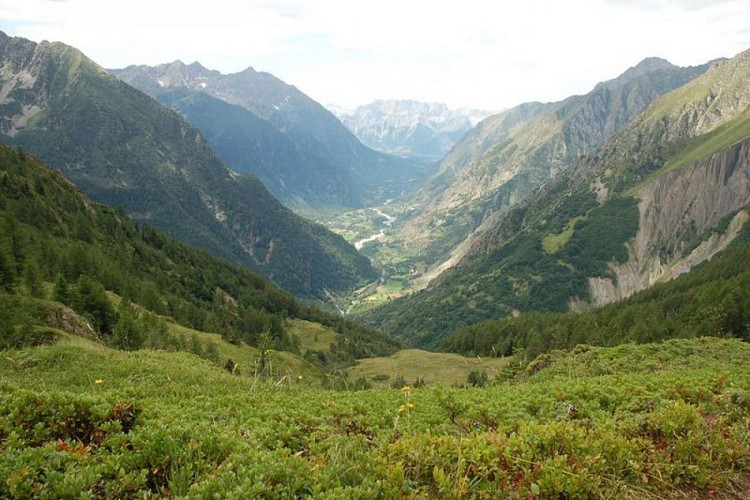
[{"left": 588, "top": 137, "right": 750, "bottom": 306}]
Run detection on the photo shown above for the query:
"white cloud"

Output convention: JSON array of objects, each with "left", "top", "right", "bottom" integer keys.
[{"left": 0, "top": 0, "right": 748, "bottom": 109}]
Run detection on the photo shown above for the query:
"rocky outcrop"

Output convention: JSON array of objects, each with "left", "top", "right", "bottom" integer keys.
[
  {"left": 41, "top": 303, "right": 99, "bottom": 339},
  {"left": 589, "top": 137, "right": 750, "bottom": 306}
]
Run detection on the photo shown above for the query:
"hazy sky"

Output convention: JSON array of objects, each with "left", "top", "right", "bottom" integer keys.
[{"left": 1, "top": 0, "right": 749, "bottom": 111}]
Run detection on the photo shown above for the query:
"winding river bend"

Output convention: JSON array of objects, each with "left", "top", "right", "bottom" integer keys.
[{"left": 354, "top": 208, "right": 396, "bottom": 250}]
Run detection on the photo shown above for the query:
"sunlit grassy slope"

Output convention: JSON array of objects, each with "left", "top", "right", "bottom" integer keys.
[
  {"left": 345, "top": 348, "right": 510, "bottom": 387},
  {"left": 286, "top": 319, "right": 339, "bottom": 354},
  {"left": 165, "top": 320, "right": 325, "bottom": 382},
  {"left": 4, "top": 337, "right": 750, "bottom": 497}
]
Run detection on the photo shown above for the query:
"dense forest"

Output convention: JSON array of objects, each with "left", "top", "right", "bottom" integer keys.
[
  {"left": 444, "top": 227, "right": 750, "bottom": 360},
  {"left": 0, "top": 33, "right": 377, "bottom": 300},
  {"left": 0, "top": 144, "right": 398, "bottom": 361}
]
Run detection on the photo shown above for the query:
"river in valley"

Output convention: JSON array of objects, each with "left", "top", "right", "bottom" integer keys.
[{"left": 354, "top": 208, "right": 396, "bottom": 250}]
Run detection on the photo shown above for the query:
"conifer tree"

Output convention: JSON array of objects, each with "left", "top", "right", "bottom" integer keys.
[
  {"left": 53, "top": 274, "right": 72, "bottom": 305},
  {"left": 112, "top": 300, "right": 144, "bottom": 351},
  {"left": 23, "top": 261, "right": 44, "bottom": 299},
  {"left": 73, "top": 275, "right": 117, "bottom": 334}
]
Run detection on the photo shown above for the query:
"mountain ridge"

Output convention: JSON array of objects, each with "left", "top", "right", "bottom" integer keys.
[
  {"left": 391, "top": 55, "right": 714, "bottom": 280},
  {"left": 361, "top": 50, "right": 750, "bottom": 348},
  {"left": 594, "top": 57, "right": 677, "bottom": 90},
  {"left": 0, "top": 31, "right": 376, "bottom": 300},
  {"left": 110, "top": 61, "right": 436, "bottom": 211}
]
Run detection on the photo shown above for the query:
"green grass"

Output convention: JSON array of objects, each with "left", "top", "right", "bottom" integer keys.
[
  {"left": 641, "top": 113, "right": 750, "bottom": 188},
  {"left": 3, "top": 337, "right": 750, "bottom": 497},
  {"left": 542, "top": 216, "right": 585, "bottom": 253},
  {"left": 374, "top": 278, "right": 408, "bottom": 299},
  {"left": 345, "top": 349, "right": 510, "bottom": 388},
  {"left": 166, "top": 320, "right": 325, "bottom": 382},
  {"left": 286, "top": 319, "right": 339, "bottom": 354},
  {"left": 345, "top": 277, "right": 412, "bottom": 315}
]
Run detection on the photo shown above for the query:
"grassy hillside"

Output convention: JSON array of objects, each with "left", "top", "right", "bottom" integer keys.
[
  {"left": 345, "top": 349, "right": 510, "bottom": 388},
  {"left": 0, "top": 142, "right": 397, "bottom": 362},
  {"left": 643, "top": 112, "right": 750, "bottom": 185},
  {"left": 3, "top": 337, "right": 750, "bottom": 497}
]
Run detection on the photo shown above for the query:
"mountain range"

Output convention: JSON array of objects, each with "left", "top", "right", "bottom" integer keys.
[
  {"left": 392, "top": 57, "right": 715, "bottom": 273},
  {"left": 3, "top": 25, "right": 750, "bottom": 498},
  {"left": 110, "top": 62, "right": 435, "bottom": 213},
  {"left": 362, "top": 50, "right": 750, "bottom": 348},
  {"left": 1, "top": 28, "right": 749, "bottom": 358},
  {"left": 336, "top": 100, "right": 491, "bottom": 159},
  {"left": 0, "top": 31, "right": 375, "bottom": 300}
]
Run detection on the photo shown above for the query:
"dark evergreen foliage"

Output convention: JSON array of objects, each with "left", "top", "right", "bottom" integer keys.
[
  {"left": 444, "top": 238, "right": 750, "bottom": 360},
  {"left": 363, "top": 182, "right": 640, "bottom": 348},
  {"left": 0, "top": 33, "right": 376, "bottom": 300},
  {"left": 0, "top": 143, "right": 398, "bottom": 355}
]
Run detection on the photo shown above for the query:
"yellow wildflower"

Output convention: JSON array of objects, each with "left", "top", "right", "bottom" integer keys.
[
  {"left": 94, "top": 379, "right": 104, "bottom": 385},
  {"left": 397, "top": 402, "right": 415, "bottom": 414}
]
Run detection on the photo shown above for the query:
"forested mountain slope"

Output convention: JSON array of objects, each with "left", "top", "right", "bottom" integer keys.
[
  {"left": 445, "top": 233, "right": 750, "bottom": 359},
  {"left": 111, "top": 61, "right": 434, "bottom": 212},
  {"left": 0, "top": 32, "right": 376, "bottom": 299},
  {"left": 0, "top": 142, "right": 397, "bottom": 359},
  {"left": 363, "top": 49, "right": 750, "bottom": 348},
  {"left": 395, "top": 57, "right": 712, "bottom": 270}
]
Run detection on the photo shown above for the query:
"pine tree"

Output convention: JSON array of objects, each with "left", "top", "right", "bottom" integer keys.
[
  {"left": 23, "top": 261, "right": 44, "bottom": 299},
  {"left": 0, "top": 239, "right": 15, "bottom": 291},
  {"left": 112, "top": 300, "right": 143, "bottom": 351},
  {"left": 0, "top": 294, "right": 16, "bottom": 348},
  {"left": 73, "top": 275, "right": 117, "bottom": 334},
  {"left": 53, "top": 274, "right": 72, "bottom": 305}
]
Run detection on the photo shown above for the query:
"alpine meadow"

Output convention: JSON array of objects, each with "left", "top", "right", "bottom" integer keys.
[{"left": 2, "top": 4, "right": 750, "bottom": 497}]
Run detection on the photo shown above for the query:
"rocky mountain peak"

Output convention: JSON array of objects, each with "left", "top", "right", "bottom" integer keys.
[
  {"left": 595, "top": 56, "right": 677, "bottom": 91},
  {"left": 336, "top": 99, "right": 492, "bottom": 158},
  {"left": 155, "top": 60, "right": 216, "bottom": 87}
]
